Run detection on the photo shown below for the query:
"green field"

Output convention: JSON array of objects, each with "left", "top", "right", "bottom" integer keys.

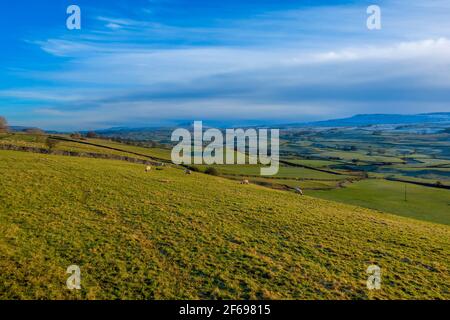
[
  {"left": 309, "top": 179, "right": 450, "bottom": 225},
  {"left": 225, "top": 175, "right": 341, "bottom": 190},
  {"left": 314, "top": 150, "right": 405, "bottom": 163},
  {"left": 283, "top": 159, "right": 341, "bottom": 168},
  {"left": 85, "top": 138, "right": 172, "bottom": 161},
  {"left": 199, "top": 164, "right": 350, "bottom": 180},
  {"left": 0, "top": 150, "right": 449, "bottom": 299}
]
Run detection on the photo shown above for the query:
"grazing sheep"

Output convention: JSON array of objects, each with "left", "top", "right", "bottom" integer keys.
[
  {"left": 240, "top": 179, "right": 249, "bottom": 185},
  {"left": 185, "top": 169, "right": 192, "bottom": 175},
  {"left": 145, "top": 165, "right": 152, "bottom": 172},
  {"left": 295, "top": 187, "right": 303, "bottom": 195}
]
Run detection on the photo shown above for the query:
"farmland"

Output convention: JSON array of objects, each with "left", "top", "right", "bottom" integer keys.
[
  {"left": 188, "top": 126, "right": 450, "bottom": 226},
  {"left": 0, "top": 126, "right": 449, "bottom": 300},
  {"left": 0, "top": 150, "right": 449, "bottom": 299}
]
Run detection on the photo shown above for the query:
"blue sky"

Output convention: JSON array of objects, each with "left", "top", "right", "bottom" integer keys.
[{"left": 1, "top": 0, "right": 450, "bottom": 130}]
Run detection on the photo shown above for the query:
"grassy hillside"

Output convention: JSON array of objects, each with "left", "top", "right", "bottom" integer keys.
[
  {"left": 82, "top": 138, "right": 172, "bottom": 160},
  {"left": 0, "top": 132, "right": 171, "bottom": 161},
  {"left": 0, "top": 150, "right": 449, "bottom": 299}
]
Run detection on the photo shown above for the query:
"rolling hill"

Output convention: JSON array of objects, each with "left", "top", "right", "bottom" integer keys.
[
  {"left": 78, "top": 113, "right": 450, "bottom": 137},
  {"left": 0, "top": 148, "right": 449, "bottom": 299}
]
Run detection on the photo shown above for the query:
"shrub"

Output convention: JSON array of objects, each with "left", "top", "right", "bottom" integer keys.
[
  {"left": 70, "top": 132, "right": 82, "bottom": 139},
  {"left": 45, "top": 137, "right": 60, "bottom": 151},
  {"left": 204, "top": 167, "right": 219, "bottom": 176}
]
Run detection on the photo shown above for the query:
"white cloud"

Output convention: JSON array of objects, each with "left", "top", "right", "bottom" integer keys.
[
  {"left": 106, "top": 23, "right": 122, "bottom": 30},
  {"left": 313, "top": 38, "right": 450, "bottom": 62}
]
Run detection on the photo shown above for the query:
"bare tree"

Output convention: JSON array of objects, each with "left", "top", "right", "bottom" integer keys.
[
  {"left": 86, "top": 131, "right": 98, "bottom": 138},
  {"left": 0, "top": 116, "right": 8, "bottom": 132}
]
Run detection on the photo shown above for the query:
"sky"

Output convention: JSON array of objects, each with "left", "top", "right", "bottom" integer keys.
[{"left": 1, "top": 0, "right": 450, "bottom": 130}]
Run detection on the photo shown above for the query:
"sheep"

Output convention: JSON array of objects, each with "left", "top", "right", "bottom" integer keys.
[
  {"left": 185, "top": 169, "right": 192, "bottom": 175},
  {"left": 145, "top": 165, "right": 152, "bottom": 172},
  {"left": 240, "top": 179, "right": 249, "bottom": 185},
  {"left": 294, "top": 187, "right": 303, "bottom": 195}
]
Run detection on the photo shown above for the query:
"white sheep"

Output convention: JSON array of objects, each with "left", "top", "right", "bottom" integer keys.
[
  {"left": 240, "top": 179, "right": 249, "bottom": 185},
  {"left": 145, "top": 165, "right": 152, "bottom": 172}
]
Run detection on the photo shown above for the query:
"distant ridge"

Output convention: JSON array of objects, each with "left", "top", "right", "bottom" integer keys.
[
  {"left": 89, "top": 113, "right": 450, "bottom": 133},
  {"left": 283, "top": 112, "right": 450, "bottom": 128},
  {"left": 17, "top": 112, "right": 448, "bottom": 134}
]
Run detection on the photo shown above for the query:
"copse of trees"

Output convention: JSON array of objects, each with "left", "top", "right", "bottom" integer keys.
[
  {"left": 86, "top": 131, "right": 98, "bottom": 138},
  {"left": 0, "top": 116, "right": 8, "bottom": 132},
  {"left": 70, "top": 132, "right": 82, "bottom": 139}
]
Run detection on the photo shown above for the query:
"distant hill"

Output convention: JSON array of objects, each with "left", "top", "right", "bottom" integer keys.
[
  {"left": 17, "top": 112, "right": 448, "bottom": 136},
  {"left": 93, "top": 113, "right": 450, "bottom": 134},
  {"left": 92, "top": 126, "right": 166, "bottom": 134},
  {"left": 292, "top": 113, "right": 450, "bottom": 128},
  {"left": 8, "top": 126, "right": 59, "bottom": 134},
  {"left": 93, "top": 120, "right": 273, "bottom": 134},
  {"left": 9, "top": 126, "right": 37, "bottom": 132}
]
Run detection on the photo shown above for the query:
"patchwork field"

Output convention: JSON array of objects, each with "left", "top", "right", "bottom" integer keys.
[{"left": 0, "top": 150, "right": 449, "bottom": 299}]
